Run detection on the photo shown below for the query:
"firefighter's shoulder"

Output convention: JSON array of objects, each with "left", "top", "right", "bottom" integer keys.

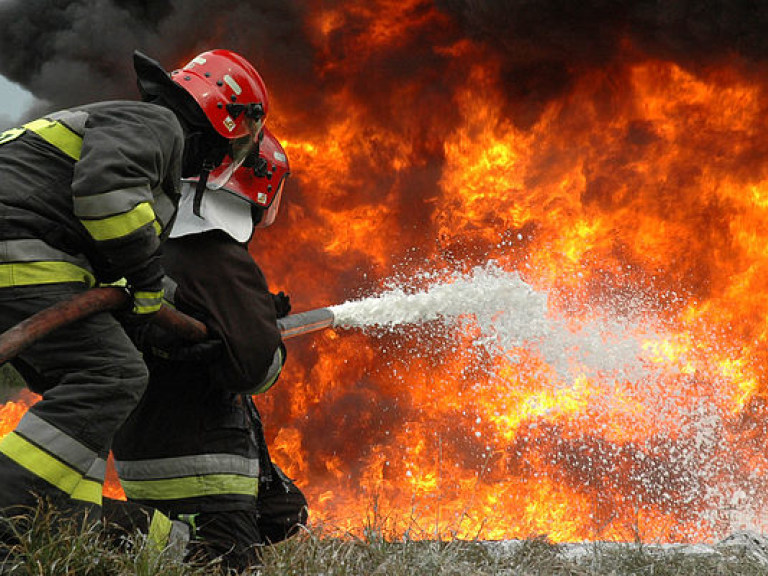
[{"left": 73, "top": 100, "right": 183, "bottom": 140}]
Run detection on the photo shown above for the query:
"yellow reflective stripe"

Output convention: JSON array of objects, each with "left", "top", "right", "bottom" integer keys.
[
  {"left": 70, "top": 478, "right": 103, "bottom": 504},
  {"left": 153, "top": 220, "right": 162, "bottom": 236},
  {"left": 100, "top": 277, "right": 128, "bottom": 288},
  {"left": 24, "top": 118, "right": 83, "bottom": 161},
  {"left": 133, "top": 302, "right": 162, "bottom": 315},
  {"left": 0, "top": 432, "right": 102, "bottom": 505},
  {"left": 147, "top": 510, "right": 173, "bottom": 553},
  {"left": 80, "top": 202, "right": 156, "bottom": 241},
  {"left": 132, "top": 289, "right": 163, "bottom": 315},
  {"left": 0, "top": 127, "right": 25, "bottom": 145},
  {"left": 0, "top": 261, "right": 95, "bottom": 288},
  {"left": 121, "top": 474, "right": 259, "bottom": 501}
]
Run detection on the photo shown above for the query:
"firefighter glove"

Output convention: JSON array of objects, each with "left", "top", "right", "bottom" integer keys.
[
  {"left": 272, "top": 291, "right": 291, "bottom": 318},
  {"left": 127, "top": 321, "right": 224, "bottom": 363}
]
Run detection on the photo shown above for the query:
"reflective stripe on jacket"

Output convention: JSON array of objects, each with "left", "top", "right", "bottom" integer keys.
[
  {"left": 0, "top": 238, "right": 96, "bottom": 288},
  {"left": 0, "top": 101, "right": 182, "bottom": 287}
]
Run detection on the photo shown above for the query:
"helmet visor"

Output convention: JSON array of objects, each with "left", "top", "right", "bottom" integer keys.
[
  {"left": 256, "top": 175, "right": 286, "bottom": 228},
  {"left": 207, "top": 117, "right": 264, "bottom": 190}
]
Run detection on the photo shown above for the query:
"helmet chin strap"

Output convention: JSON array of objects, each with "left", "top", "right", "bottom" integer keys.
[
  {"left": 193, "top": 160, "right": 214, "bottom": 218},
  {"left": 192, "top": 140, "right": 230, "bottom": 218}
]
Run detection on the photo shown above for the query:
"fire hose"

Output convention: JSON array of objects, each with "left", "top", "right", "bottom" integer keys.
[{"left": 0, "top": 286, "right": 335, "bottom": 366}]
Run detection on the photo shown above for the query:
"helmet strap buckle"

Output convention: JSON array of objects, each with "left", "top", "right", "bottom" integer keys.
[{"left": 193, "top": 161, "right": 214, "bottom": 218}]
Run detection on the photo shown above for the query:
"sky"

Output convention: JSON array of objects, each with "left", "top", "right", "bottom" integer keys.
[{"left": 0, "top": 74, "right": 33, "bottom": 127}]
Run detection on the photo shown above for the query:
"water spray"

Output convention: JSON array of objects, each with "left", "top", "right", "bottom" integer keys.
[{"left": 0, "top": 262, "right": 660, "bottom": 385}]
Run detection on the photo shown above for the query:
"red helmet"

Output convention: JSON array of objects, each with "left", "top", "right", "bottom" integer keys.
[
  {"left": 189, "top": 127, "right": 290, "bottom": 228},
  {"left": 171, "top": 49, "right": 269, "bottom": 140}
]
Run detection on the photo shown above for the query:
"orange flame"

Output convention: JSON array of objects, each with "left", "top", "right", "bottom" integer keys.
[
  {"left": 5, "top": 4, "right": 768, "bottom": 544},
  {"left": 251, "top": 35, "right": 768, "bottom": 542},
  {"left": 0, "top": 390, "right": 39, "bottom": 438}
]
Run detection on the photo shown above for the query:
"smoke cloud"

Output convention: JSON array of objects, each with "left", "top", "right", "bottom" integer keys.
[
  {"left": 0, "top": 0, "right": 315, "bottom": 116},
  {"left": 3, "top": 1, "right": 767, "bottom": 122}
]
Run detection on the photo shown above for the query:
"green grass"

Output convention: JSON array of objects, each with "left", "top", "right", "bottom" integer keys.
[
  {"left": 0, "top": 504, "right": 219, "bottom": 576},
  {"left": 2, "top": 506, "right": 768, "bottom": 575}
]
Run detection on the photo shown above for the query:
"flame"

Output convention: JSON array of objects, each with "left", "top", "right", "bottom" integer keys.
[
  {"left": 5, "top": 4, "right": 768, "bottom": 544},
  {"left": 0, "top": 390, "right": 39, "bottom": 438},
  {"left": 250, "top": 14, "right": 768, "bottom": 542}
]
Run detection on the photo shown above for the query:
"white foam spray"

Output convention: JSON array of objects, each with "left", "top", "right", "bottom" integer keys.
[
  {"left": 329, "top": 262, "right": 765, "bottom": 537},
  {"left": 329, "top": 261, "right": 661, "bottom": 382}
]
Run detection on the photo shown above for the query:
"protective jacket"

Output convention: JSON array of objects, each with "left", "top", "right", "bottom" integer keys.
[
  {"left": 112, "top": 231, "right": 286, "bottom": 515},
  {"left": 0, "top": 101, "right": 183, "bottom": 529},
  {"left": 0, "top": 101, "right": 182, "bottom": 293}
]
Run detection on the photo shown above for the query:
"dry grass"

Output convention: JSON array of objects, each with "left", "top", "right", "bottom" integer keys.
[
  {"left": 0, "top": 501, "right": 767, "bottom": 575},
  {"left": 260, "top": 525, "right": 768, "bottom": 576},
  {"left": 2, "top": 370, "right": 768, "bottom": 574}
]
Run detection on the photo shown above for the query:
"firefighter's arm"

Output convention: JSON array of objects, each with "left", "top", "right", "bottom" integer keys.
[
  {"left": 198, "top": 271, "right": 285, "bottom": 394},
  {"left": 245, "top": 291, "right": 290, "bottom": 394},
  {"left": 247, "top": 341, "right": 286, "bottom": 395},
  {"left": 164, "top": 233, "right": 285, "bottom": 393},
  {"left": 71, "top": 104, "right": 183, "bottom": 318}
]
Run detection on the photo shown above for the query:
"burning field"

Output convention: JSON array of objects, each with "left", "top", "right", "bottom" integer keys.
[{"left": 3, "top": 0, "right": 768, "bottom": 545}]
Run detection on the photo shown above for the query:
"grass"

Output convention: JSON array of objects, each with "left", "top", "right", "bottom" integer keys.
[
  {"left": 0, "top": 504, "right": 218, "bottom": 576},
  {"left": 261, "top": 526, "right": 768, "bottom": 576},
  {"left": 2, "top": 370, "right": 767, "bottom": 574},
  {"left": 2, "top": 506, "right": 768, "bottom": 575}
]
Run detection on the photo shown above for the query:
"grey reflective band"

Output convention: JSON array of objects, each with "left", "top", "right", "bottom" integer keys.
[
  {"left": 84, "top": 457, "right": 107, "bottom": 481},
  {"left": 169, "top": 519, "right": 191, "bottom": 551},
  {"left": 161, "top": 276, "right": 178, "bottom": 307},
  {"left": 264, "top": 347, "right": 283, "bottom": 385},
  {"left": 73, "top": 186, "right": 153, "bottom": 219},
  {"left": 0, "top": 239, "right": 93, "bottom": 269},
  {"left": 48, "top": 110, "right": 88, "bottom": 135},
  {"left": 132, "top": 288, "right": 164, "bottom": 315},
  {"left": 152, "top": 191, "right": 177, "bottom": 231},
  {"left": 16, "top": 412, "right": 104, "bottom": 479},
  {"left": 115, "top": 453, "right": 259, "bottom": 481}
]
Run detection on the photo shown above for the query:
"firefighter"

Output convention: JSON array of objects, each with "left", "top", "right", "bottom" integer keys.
[
  {"left": 0, "top": 48, "right": 270, "bottom": 546},
  {"left": 109, "top": 128, "right": 307, "bottom": 570}
]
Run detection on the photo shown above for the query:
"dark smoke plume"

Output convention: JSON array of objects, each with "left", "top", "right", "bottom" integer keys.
[
  {"left": 437, "top": 0, "right": 768, "bottom": 117},
  {"left": 4, "top": 0, "right": 768, "bottom": 124},
  {"left": 0, "top": 0, "right": 315, "bottom": 122},
  {"left": 0, "top": 0, "right": 768, "bottom": 112}
]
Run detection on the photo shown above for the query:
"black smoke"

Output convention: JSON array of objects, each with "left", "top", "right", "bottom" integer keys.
[
  {"left": 437, "top": 0, "right": 768, "bottom": 121},
  {"left": 0, "top": 0, "right": 315, "bottom": 122},
  {"left": 3, "top": 1, "right": 768, "bottom": 127}
]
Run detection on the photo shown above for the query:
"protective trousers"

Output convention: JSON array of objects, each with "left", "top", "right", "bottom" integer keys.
[
  {"left": 185, "top": 462, "right": 308, "bottom": 571},
  {"left": 0, "top": 284, "right": 148, "bottom": 528}
]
